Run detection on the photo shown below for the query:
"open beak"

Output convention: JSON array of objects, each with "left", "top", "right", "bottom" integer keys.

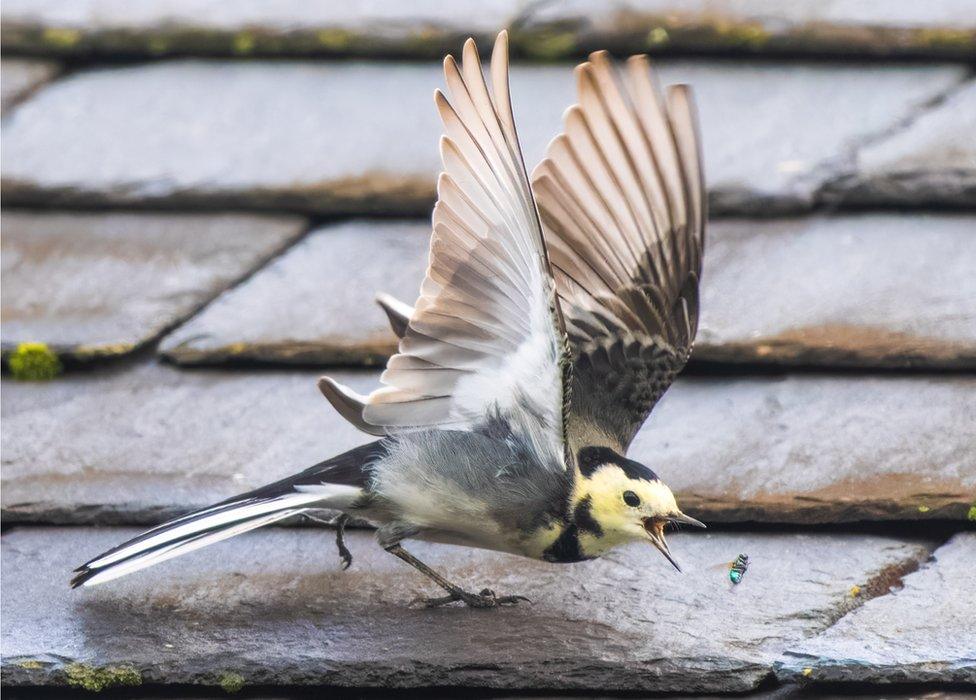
[
  {"left": 642, "top": 518, "right": 682, "bottom": 572},
  {"left": 669, "top": 512, "right": 706, "bottom": 529}
]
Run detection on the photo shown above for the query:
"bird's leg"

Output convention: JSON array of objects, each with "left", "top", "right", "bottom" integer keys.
[
  {"left": 304, "top": 511, "right": 353, "bottom": 570},
  {"left": 384, "top": 543, "right": 528, "bottom": 609},
  {"left": 334, "top": 514, "right": 353, "bottom": 570}
]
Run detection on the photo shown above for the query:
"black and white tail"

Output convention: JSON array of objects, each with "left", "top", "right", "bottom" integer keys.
[{"left": 71, "top": 442, "right": 383, "bottom": 588}]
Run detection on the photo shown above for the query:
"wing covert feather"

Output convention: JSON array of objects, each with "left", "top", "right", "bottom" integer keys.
[{"left": 321, "top": 32, "right": 570, "bottom": 470}]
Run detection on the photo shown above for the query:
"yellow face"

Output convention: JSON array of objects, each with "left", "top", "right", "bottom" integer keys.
[{"left": 576, "top": 463, "right": 704, "bottom": 568}]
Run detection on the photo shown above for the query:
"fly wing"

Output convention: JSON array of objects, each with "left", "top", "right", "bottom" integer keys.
[
  {"left": 320, "top": 32, "right": 570, "bottom": 470},
  {"left": 532, "top": 52, "right": 705, "bottom": 453}
]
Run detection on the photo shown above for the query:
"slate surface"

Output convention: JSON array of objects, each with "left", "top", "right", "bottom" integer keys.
[
  {"left": 824, "top": 80, "right": 976, "bottom": 209},
  {"left": 161, "top": 221, "right": 429, "bottom": 365},
  {"left": 4, "top": 0, "right": 975, "bottom": 60},
  {"left": 161, "top": 221, "right": 429, "bottom": 366},
  {"left": 0, "top": 527, "right": 935, "bottom": 692},
  {"left": 1, "top": 60, "right": 964, "bottom": 216},
  {"left": 695, "top": 214, "right": 976, "bottom": 368},
  {"left": 0, "top": 58, "right": 60, "bottom": 112},
  {"left": 513, "top": 0, "right": 976, "bottom": 60},
  {"left": 162, "top": 215, "right": 976, "bottom": 369},
  {"left": 3, "top": 363, "right": 974, "bottom": 525},
  {"left": 0, "top": 0, "right": 522, "bottom": 58},
  {"left": 781, "top": 533, "right": 976, "bottom": 684},
  {"left": 0, "top": 212, "right": 305, "bottom": 362}
]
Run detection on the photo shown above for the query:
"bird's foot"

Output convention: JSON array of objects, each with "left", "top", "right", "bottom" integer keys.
[
  {"left": 334, "top": 514, "right": 352, "bottom": 570},
  {"left": 412, "top": 587, "right": 530, "bottom": 609},
  {"left": 337, "top": 542, "right": 353, "bottom": 571}
]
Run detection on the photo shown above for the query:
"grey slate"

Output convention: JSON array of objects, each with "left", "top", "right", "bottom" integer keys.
[
  {"left": 1, "top": 60, "right": 964, "bottom": 216},
  {"left": 4, "top": 0, "right": 975, "bottom": 60},
  {"left": 0, "top": 527, "right": 935, "bottom": 692},
  {"left": 161, "top": 215, "right": 976, "bottom": 369},
  {"left": 0, "top": 0, "right": 522, "bottom": 59},
  {"left": 0, "top": 58, "right": 60, "bottom": 112},
  {"left": 3, "top": 362, "right": 974, "bottom": 525},
  {"left": 695, "top": 214, "right": 976, "bottom": 368},
  {"left": 161, "top": 221, "right": 430, "bottom": 365},
  {"left": 0, "top": 211, "right": 305, "bottom": 363},
  {"left": 823, "top": 80, "right": 976, "bottom": 208},
  {"left": 514, "top": 0, "right": 976, "bottom": 60},
  {"left": 781, "top": 533, "right": 976, "bottom": 684}
]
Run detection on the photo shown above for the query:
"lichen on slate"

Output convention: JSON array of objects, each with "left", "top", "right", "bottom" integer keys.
[
  {"left": 8, "top": 342, "right": 62, "bottom": 380},
  {"left": 219, "top": 671, "right": 245, "bottom": 693},
  {"left": 64, "top": 662, "right": 142, "bottom": 692}
]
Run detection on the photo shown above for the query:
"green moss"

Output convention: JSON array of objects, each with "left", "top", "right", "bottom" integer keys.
[
  {"left": 316, "top": 28, "right": 353, "bottom": 50},
  {"left": 646, "top": 26, "right": 670, "bottom": 47},
  {"left": 713, "top": 21, "right": 770, "bottom": 49},
  {"left": 917, "top": 28, "right": 974, "bottom": 49},
  {"left": 42, "top": 27, "right": 81, "bottom": 48},
  {"left": 917, "top": 505, "right": 931, "bottom": 513},
  {"left": 967, "top": 504, "right": 976, "bottom": 521},
  {"left": 218, "top": 672, "right": 245, "bottom": 694},
  {"left": 64, "top": 663, "right": 141, "bottom": 692},
  {"left": 232, "top": 31, "right": 256, "bottom": 54},
  {"left": 17, "top": 659, "right": 44, "bottom": 670},
  {"left": 522, "top": 30, "right": 576, "bottom": 60},
  {"left": 8, "top": 342, "right": 62, "bottom": 380},
  {"left": 147, "top": 36, "right": 170, "bottom": 55}
]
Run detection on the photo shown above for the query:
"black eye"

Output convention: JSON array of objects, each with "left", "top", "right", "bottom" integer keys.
[{"left": 623, "top": 490, "right": 640, "bottom": 507}]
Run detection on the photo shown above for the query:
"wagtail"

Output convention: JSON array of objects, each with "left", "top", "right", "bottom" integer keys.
[{"left": 73, "top": 31, "right": 706, "bottom": 608}]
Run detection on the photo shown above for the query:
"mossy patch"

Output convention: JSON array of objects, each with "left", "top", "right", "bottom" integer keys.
[
  {"left": 64, "top": 663, "right": 142, "bottom": 692},
  {"left": 219, "top": 671, "right": 245, "bottom": 693},
  {"left": 646, "top": 27, "right": 670, "bottom": 47},
  {"left": 711, "top": 20, "right": 770, "bottom": 49},
  {"left": 17, "top": 659, "right": 44, "bottom": 670},
  {"left": 8, "top": 342, "right": 62, "bottom": 380},
  {"left": 316, "top": 28, "right": 353, "bottom": 50},
  {"left": 147, "top": 36, "right": 170, "bottom": 55},
  {"left": 41, "top": 27, "right": 81, "bottom": 48},
  {"left": 967, "top": 504, "right": 976, "bottom": 521},
  {"left": 916, "top": 28, "right": 974, "bottom": 49},
  {"left": 232, "top": 31, "right": 256, "bottom": 54},
  {"left": 521, "top": 30, "right": 576, "bottom": 60}
]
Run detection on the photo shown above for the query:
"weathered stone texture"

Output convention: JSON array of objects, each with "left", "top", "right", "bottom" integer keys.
[
  {"left": 4, "top": 0, "right": 975, "bottom": 60},
  {"left": 513, "top": 0, "right": 976, "bottom": 60},
  {"left": 0, "top": 211, "right": 305, "bottom": 362},
  {"left": 823, "top": 80, "right": 976, "bottom": 208},
  {"left": 1, "top": 61, "right": 963, "bottom": 215},
  {"left": 3, "top": 363, "right": 973, "bottom": 524},
  {"left": 161, "top": 221, "right": 429, "bottom": 365},
  {"left": 0, "top": 0, "right": 521, "bottom": 58},
  {"left": 0, "top": 58, "right": 60, "bottom": 112},
  {"left": 781, "top": 533, "right": 976, "bottom": 684},
  {"left": 162, "top": 216, "right": 976, "bottom": 369},
  {"left": 0, "top": 527, "right": 934, "bottom": 692},
  {"left": 695, "top": 214, "right": 976, "bottom": 368},
  {"left": 0, "top": 365, "right": 373, "bottom": 524}
]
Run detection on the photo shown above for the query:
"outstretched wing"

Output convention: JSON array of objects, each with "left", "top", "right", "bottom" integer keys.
[
  {"left": 320, "top": 32, "right": 570, "bottom": 469},
  {"left": 532, "top": 52, "right": 705, "bottom": 453}
]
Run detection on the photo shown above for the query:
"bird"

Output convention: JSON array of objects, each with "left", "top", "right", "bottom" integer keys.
[{"left": 72, "top": 30, "right": 707, "bottom": 608}]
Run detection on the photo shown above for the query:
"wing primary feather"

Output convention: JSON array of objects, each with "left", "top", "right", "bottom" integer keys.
[{"left": 531, "top": 49, "right": 706, "bottom": 453}]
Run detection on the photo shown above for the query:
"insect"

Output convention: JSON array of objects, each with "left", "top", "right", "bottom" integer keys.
[{"left": 711, "top": 553, "right": 750, "bottom": 585}]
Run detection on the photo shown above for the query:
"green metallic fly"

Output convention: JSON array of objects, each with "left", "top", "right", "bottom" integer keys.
[{"left": 711, "top": 553, "right": 750, "bottom": 585}]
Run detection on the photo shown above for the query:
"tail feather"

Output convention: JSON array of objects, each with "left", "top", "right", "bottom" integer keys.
[
  {"left": 70, "top": 492, "right": 341, "bottom": 588},
  {"left": 71, "top": 441, "right": 385, "bottom": 588}
]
